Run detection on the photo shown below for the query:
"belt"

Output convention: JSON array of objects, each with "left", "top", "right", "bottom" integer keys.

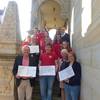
[{"left": 21, "top": 78, "right": 29, "bottom": 80}]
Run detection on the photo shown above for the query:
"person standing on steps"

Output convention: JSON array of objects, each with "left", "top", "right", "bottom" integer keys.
[
  {"left": 12, "top": 45, "right": 38, "bottom": 100},
  {"left": 62, "top": 52, "right": 81, "bottom": 100},
  {"left": 39, "top": 43, "right": 58, "bottom": 100}
]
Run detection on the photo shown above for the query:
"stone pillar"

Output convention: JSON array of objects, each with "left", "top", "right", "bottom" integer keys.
[
  {"left": 31, "top": 0, "right": 39, "bottom": 28},
  {"left": 0, "top": 1, "right": 21, "bottom": 100}
]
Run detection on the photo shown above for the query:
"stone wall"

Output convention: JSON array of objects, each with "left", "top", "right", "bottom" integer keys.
[
  {"left": 70, "top": 0, "right": 100, "bottom": 100},
  {"left": 0, "top": 1, "right": 21, "bottom": 100}
]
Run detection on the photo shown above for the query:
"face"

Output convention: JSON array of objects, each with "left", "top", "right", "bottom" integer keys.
[
  {"left": 45, "top": 45, "right": 52, "bottom": 53},
  {"left": 56, "top": 34, "right": 61, "bottom": 41},
  {"left": 31, "top": 35, "right": 37, "bottom": 44},
  {"left": 60, "top": 27, "right": 65, "bottom": 33},
  {"left": 68, "top": 53, "right": 75, "bottom": 62},
  {"left": 22, "top": 46, "right": 30, "bottom": 57},
  {"left": 61, "top": 52, "right": 68, "bottom": 59},
  {"left": 62, "top": 41, "right": 69, "bottom": 49}
]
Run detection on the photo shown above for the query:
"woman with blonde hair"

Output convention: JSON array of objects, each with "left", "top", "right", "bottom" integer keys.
[
  {"left": 59, "top": 49, "right": 69, "bottom": 100},
  {"left": 62, "top": 52, "right": 81, "bottom": 100}
]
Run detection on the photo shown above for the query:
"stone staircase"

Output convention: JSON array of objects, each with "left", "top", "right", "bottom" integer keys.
[
  {"left": 32, "top": 78, "right": 61, "bottom": 100},
  {"left": 14, "top": 77, "right": 61, "bottom": 100}
]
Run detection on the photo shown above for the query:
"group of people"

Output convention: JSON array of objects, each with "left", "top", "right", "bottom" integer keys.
[{"left": 12, "top": 27, "right": 81, "bottom": 100}]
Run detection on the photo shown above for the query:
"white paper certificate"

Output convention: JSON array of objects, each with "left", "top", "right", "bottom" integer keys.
[
  {"left": 17, "top": 66, "right": 37, "bottom": 77},
  {"left": 59, "top": 65, "right": 75, "bottom": 81},
  {"left": 29, "top": 45, "right": 39, "bottom": 53},
  {"left": 39, "top": 66, "right": 56, "bottom": 76}
]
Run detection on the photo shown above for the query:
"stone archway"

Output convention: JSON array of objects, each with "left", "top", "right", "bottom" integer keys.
[
  {"left": 38, "top": 0, "right": 65, "bottom": 29},
  {"left": 37, "top": 0, "right": 69, "bottom": 19},
  {"left": 31, "top": 0, "right": 70, "bottom": 29}
]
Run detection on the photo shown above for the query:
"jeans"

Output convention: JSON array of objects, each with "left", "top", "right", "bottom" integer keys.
[
  {"left": 40, "top": 76, "right": 55, "bottom": 100},
  {"left": 64, "top": 84, "right": 80, "bottom": 100}
]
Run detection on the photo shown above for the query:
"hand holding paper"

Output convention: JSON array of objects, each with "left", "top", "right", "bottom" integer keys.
[
  {"left": 39, "top": 65, "right": 56, "bottom": 76},
  {"left": 17, "top": 66, "right": 37, "bottom": 78},
  {"left": 16, "top": 75, "right": 21, "bottom": 79},
  {"left": 59, "top": 65, "right": 75, "bottom": 81}
]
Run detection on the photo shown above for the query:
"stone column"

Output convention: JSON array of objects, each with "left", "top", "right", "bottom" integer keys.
[{"left": 0, "top": 1, "right": 21, "bottom": 100}]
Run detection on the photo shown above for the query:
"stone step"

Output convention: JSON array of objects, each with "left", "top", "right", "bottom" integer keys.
[{"left": 32, "top": 78, "right": 61, "bottom": 100}]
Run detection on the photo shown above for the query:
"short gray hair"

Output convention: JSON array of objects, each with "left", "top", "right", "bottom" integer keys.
[{"left": 61, "top": 49, "right": 68, "bottom": 54}]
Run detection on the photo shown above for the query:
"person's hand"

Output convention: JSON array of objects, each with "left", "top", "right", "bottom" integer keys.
[
  {"left": 64, "top": 79, "right": 69, "bottom": 83},
  {"left": 22, "top": 76, "right": 30, "bottom": 79},
  {"left": 59, "top": 59, "right": 63, "bottom": 66},
  {"left": 55, "top": 64, "right": 59, "bottom": 72},
  {"left": 16, "top": 75, "right": 21, "bottom": 79}
]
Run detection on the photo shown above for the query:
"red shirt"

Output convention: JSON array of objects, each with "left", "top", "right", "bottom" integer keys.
[
  {"left": 39, "top": 38, "right": 45, "bottom": 53},
  {"left": 35, "top": 32, "right": 45, "bottom": 53},
  {"left": 40, "top": 52, "right": 58, "bottom": 66},
  {"left": 52, "top": 42, "right": 62, "bottom": 58},
  {"left": 36, "top": 32, "right": 45, "bottom": 44}
]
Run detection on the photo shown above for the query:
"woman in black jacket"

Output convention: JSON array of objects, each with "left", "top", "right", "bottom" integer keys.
[{"left": 61, "top": 52, "right": 81, "bottom": 100}]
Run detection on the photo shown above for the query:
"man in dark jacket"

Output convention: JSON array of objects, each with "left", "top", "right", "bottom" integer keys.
[
  {"left": 12, "top": 45, "right": 38, "bottom": 100},
  {"left": 60, "top": 27, "right": 70, "bottom": 45}
]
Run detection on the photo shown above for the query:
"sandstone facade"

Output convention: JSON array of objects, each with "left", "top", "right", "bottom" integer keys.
[{"left": 0, "top": 1, "right": 21, "bottom": 100}]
